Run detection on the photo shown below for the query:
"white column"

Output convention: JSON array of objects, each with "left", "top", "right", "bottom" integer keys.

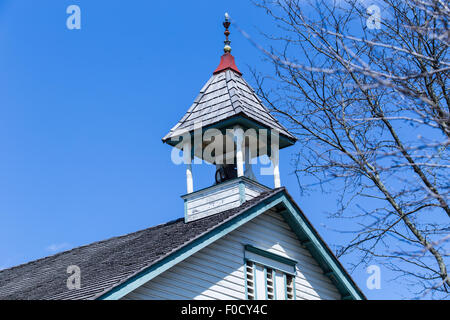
[
  {"left": 234, "top": 126, "right": 244, "bottom": 177},
  {"left": 244, "top": 144, "right": 256, "bottom": 180},
  {"left": 186, "top": 162, "right": 193, "bottom": 193},
  {"left": 183, "top": 135, "right": 194, "bottom": 194},
  {"left": 271, "top": 131, "right": 281, "bottom": 188},
  {"left": 272, "top": 157, "right": 281, "bottom": 188}
]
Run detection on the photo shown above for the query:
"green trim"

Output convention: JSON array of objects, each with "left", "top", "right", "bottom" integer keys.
[
  {"left": 244, "top": 245, "right": 297, "bottom": 267},
  {"left": 283, "top": 273, "right": 288, "bottom": 300},
  {"left": 97, "top": 192, "right": 285, "bottom": 300},
  {"left": 279, "top": 195, "right": 365, "bottom": 300}
]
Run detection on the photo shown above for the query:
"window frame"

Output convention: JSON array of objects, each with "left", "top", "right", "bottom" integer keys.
[{"left": 244, "top": 245, "right": 297, "bottom": 300}]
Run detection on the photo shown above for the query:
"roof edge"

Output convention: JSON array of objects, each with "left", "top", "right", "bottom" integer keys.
[{"left": 162, "top": 113, "right": 297, "bottom": 149}]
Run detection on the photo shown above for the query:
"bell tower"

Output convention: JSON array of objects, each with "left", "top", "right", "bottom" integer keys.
[{"left": 162, "top": 13, "right": 296, "bottom": 222}]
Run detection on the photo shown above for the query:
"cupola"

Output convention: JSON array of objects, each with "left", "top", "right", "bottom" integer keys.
[{"left": 162, "top": 13, "right": 296, "bottom": 222}]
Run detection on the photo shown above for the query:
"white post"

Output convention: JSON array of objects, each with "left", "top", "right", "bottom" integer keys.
[
  {"left": 272, "top": 157, "right": 281, "bottom": 188},
  {"left": 186, "top": 162, "right": 193, "bottom": 193},
  {"left": 234, "top": 126, "right": 244, "bottom": 177},
  {"left": 244, "top": 144, "right": 256, "bottom": 180},
  {"left": 271, "top": 131, "right": 281, "bottom": 188},
  {"left": 183, "top": 135, "right": 194, "bottom": 194}
]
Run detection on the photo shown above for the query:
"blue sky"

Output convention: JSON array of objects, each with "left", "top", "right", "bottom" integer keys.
[{"left": 0, "top": 0, "right": 408, "bottom": 299}]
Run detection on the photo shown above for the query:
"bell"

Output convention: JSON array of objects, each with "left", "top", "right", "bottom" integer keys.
[{"left": 215, "top": 164, "right": 237, "bottom": 184}]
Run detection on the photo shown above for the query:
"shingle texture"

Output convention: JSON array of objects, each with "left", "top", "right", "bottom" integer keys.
[
  {"left": 0, "top": 188, "right": 283, "bottom": 300},
  {"left": 162, "top": 69, "right": 296, "bottom": 142}
]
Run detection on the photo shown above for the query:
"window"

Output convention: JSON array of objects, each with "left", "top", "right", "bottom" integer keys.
[
  {"left": 244, "top": 245, "right": 297, "bottom": 300},
  {"left": 245, "top": 261, "right": 296, "bottom": 300}
]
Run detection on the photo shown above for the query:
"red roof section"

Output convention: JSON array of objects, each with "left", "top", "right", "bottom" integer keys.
[{"left": 213, "top": 53, "right": 242, "bottom": 75}]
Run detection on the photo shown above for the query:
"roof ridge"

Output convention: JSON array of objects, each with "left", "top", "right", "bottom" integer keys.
[{"left": 225, "top": 70, "right": 244, "bottom": 115}]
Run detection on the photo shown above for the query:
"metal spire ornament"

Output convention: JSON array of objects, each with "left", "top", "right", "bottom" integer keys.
[
  {"left": 223, "top": 12, "right": 232, "bottom": 53},
  {"left": 212, "top": 12, "right": 242, "bottom": 75}
]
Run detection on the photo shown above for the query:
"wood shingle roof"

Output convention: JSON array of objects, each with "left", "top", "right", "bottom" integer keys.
[
  {"left": 0, "top": 189, "right": 283, "bottom": 300},
  {"left": 0, "top": 187, "right": 366, "bottom": 300},
  {"left": 162, "top": 64, "right": 296, "bottom": 144}
]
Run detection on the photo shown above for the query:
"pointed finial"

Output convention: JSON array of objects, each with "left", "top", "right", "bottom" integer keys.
[{"left": 223, "top": 12, "right": 231, "bottom": 53}]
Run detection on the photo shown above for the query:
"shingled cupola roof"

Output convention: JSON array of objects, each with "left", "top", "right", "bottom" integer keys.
[{"left": 162, "top": 13, "right": 296, "bottom": 148}]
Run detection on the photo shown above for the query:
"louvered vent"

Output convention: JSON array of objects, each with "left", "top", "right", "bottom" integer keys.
[
  {"left": 266, "top": 268, "right": 274, "bottom": 300},
  {"left": 286, "top": 274, "right": 294, "bottom": 300},
  {"left": 246, "top": 261, "right": 255, "bottom": 300}
]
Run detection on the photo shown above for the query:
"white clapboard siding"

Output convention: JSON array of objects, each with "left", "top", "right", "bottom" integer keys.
[
  {"left": 185, "top": 183, "right": 241, "bottom": 222},
  {"left": 245, "top": 188, "right": 262, "bottom": 199},
  {"left": 123, "top": 209, "right": 342, "bottom": 300},
  {"left": 183, "top": 177, "right": 270, "bottom": 222},
  {"left": 244, "top": 181, "right": 268, "bottom": 201}
]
